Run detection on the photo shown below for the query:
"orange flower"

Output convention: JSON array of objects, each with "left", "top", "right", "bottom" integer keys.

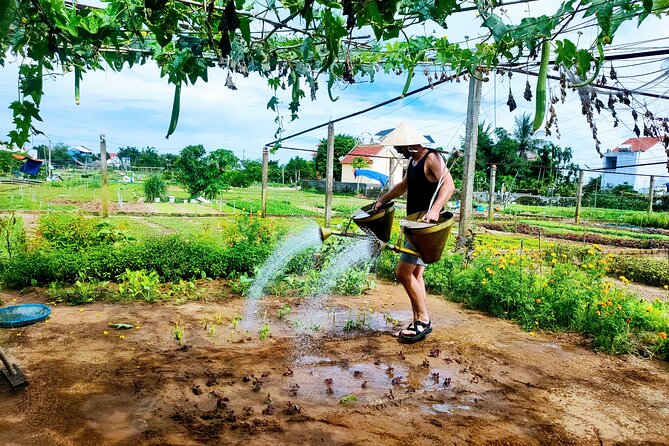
[
  {"left": 660, "top": 332, "right": 667, "bottom": 340},
  {"left": 535, "top": 298, "right": 542, "bottom": 303}
]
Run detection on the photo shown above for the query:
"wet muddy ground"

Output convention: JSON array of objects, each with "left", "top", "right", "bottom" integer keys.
[{"left": 1, "top": 282, "right": 668, "bottom": 445}]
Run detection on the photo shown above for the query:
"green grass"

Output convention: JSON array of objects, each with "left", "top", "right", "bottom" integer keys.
[
  {"left": 517, "top": 220, "right": 669, "bottom": 241},
  {"left": 504, "top": 204, "right": 652, "bottom": 222}
]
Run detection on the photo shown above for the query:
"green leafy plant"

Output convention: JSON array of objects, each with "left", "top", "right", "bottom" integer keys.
[
  {"left": 118, "top": 269, "right": 162, "bottom": 302},
  {"left": 258, "top": 322, "right": 271, "bottom": 341},
  {"left": 276, "top": 303, "right": 292, "bottom": 319},
  {"left": 172, "top": 315, "right": 185, "bottom": 344},
  {"left": 339, "top": 394, "right": 358, "bottom": 406},
  {"left": 143, "top": 174, "right": 167, "bottom": 202}
]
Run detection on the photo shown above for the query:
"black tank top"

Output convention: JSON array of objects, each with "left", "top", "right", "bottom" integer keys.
[{"left": 406, "top": 150, "right": 440, "bottom": 216}]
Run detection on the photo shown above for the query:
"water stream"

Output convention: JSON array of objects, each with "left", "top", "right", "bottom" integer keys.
[
  {"left": 244, "top": 222, "right": 322, "bottom": 327},
  {"left": 297, "top": 236, "right": 377, "bottom": 332}
]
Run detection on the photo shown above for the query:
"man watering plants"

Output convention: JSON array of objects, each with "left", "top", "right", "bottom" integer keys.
[{"left": 373, "top": 121, "right": 455, "bottom": 343}]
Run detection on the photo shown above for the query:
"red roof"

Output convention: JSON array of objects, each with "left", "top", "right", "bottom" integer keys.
[
  {"left": 613, "top": 137, "right": 660, "bottom": 152},
  {"left": 341, "top": 145, "right": 385, "bottom": 164}
]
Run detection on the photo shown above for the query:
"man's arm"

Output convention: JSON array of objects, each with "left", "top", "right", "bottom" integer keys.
[
  {"left": 423, "top": 153, "right": 455, "bottom": 222},
  {"left": 373, "top": 174, "right": 407, "bottom": 212}
]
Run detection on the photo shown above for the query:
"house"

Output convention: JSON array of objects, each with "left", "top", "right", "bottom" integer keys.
[
  {"left": 600, "top": 137, "right": 667, "bottom": 193},
  {"left": 340, "top": 145, "right": 405, "bottom": 187}
]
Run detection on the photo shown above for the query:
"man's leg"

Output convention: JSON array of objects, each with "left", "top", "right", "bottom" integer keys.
[{"left": 395, "top": 261, "right": 429, "bottom": 337}]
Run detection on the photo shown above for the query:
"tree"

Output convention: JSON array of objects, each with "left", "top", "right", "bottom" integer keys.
[
  {"left": 283, "top": 156, "right": 315, "bottom": 182},
  {"left": 118, "top": 147, "right": 141, "bottom": 164},
  {"left": 314, "top": 134, "right": 356, "bottom": 181},
  {"left": 6, "top": 1, "right": 665, "bottom": 159},
  {"left": 174, "top": 145, "right": 224, "bottom": 198},
  {"left": 135, "top": 147, "right": 164, "bottom": 167},
  {"left": 209, "top": 149, "right": 240, "bottom": 171}
]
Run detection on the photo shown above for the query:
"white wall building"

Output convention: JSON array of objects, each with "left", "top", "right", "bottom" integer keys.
[
  {"left": 340, "top": 145, "right": 405, "bottom": 187},
  {"left": 600, "top": 137, "right": 667, "bottom": 193}
]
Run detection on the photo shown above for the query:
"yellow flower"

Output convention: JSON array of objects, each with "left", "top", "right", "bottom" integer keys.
[
  {"left": 646, "top": 306, "right": 653, "bottom": 312},
  {"left": 119, "top": 335, "right": 125, "bottom": 340},
  {"left": 103, "top": 331, "right": 109, "bottom": 335},
  {"left": 79, "top": 309, "right": 85, "bottom": 312},
  {"left": 16, "top": 333, "right": 22, "bottom": 337},
  {"left": 664, "top": 285, "right": 668, "bottom": 290},
  {"left": 551, "top": 252, "right": 556, "bottom": 257},
  {"left": 551, "top": 258, "right": 557, "bottom": 265},
  {"left": 619, "top": 276, "right": 629, "bottom": 284},
  {"left": 593, "top": 244, "right": 601, "bottom": 250},
  {"left": 529, "top": 331, "right": 535, "bottom": 336},
  {"left": 588, "top": 249, "right": 595, "bottom": 255},
  {"left": 481, "top": 279, "right": 488, "bottom": 285},
  {"left": 509, "top": 259, "right": 516, "bottom": 265},
  {"left": 616, "top": 305, "right": 622, "bottom": 310},
  {"left": 660, "top": 332, "right": 667, "bottom": 339},
  {"left": 498, "top": 264, "right": 506, "bottom": 270},
  {"left": 596, "top": 311, "right": 601, "bottom": 316}
]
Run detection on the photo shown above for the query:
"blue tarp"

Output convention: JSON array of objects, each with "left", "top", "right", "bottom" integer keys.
[
  {"left": 354, "top": 169, "right": 389, "bottom": 188},
  {"left": 19, "top": 158, "right": 42, "bottom": 176}
]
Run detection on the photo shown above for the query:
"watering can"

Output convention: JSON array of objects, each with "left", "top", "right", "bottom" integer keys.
[{"left": 319, "top": 202, "right": 455, "bottom": 264}]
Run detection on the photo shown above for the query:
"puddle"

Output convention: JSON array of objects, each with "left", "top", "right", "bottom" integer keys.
[
  {"left": 284, "top": 359, "right": 410, "bottom": 405},
  {"left": 282, "top": 356, "right": 457, "bottom": 406},
  {"left": 424, "top": 403, "right": 472, "bottom": 414}
]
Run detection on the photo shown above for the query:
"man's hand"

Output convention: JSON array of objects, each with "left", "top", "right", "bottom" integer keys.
[
  {"left": 422, "top": 208, "right": 440, "bottom": 223},
  {"left": 373, "top": 199, "right": 384, "bottom": 213}
]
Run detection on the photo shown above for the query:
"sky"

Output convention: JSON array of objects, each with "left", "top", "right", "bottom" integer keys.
[{"left": 1, "top": 1, "right": 668, "bottom": 173}]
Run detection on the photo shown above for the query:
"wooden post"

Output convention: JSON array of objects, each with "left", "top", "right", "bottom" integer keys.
[
  {"left": 100, "top": 134, "right": 109, "bottom": 218},
  {"left": 458, "top": 74, "right": 483, "bottom": 239},
  {"left": 261, "top": 146, "right": 269, "bottom": 217},
  {"left": 488, "top": 164, "right": 497, "bottom": 222},
  {"left": 574, "top": 170, "right": 584, "bottom": 224},
  {"left": 325, "top": 121, "right": 335, "bottom": 227},
  {"left": 388, "top": 156, "right": 396, "bottom": 191},
  {"left": 648, "top": 175, "right": 655, "bottom": 214}
]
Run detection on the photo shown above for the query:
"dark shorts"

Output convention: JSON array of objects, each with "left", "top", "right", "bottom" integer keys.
[{"left": 399, "top": 238, "right": 426, "bottom": 267}]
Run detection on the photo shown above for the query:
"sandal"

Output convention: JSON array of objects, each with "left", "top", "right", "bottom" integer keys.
[
  {"left": 398, "top": 320, "right": 432, "bottom": 344},
  {"left": 392, "top": 322, "right": 415, "bottom": 338}
]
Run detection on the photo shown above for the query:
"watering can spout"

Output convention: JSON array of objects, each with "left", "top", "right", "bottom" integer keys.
[{"left": 319, "top": 227, "right": 333, "bottom": 241}]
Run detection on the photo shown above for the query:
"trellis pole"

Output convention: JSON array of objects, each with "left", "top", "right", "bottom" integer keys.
[
  {"left": 488, "top": 164, "right": 497, "bottom": 222},
  {"left": 458, "top": 74, "right": 482, "bottom": 240},
  {"left": 648, "top": 175, "right": 655, "bottom": 214},
  {"left": 325, "top": 121, "right": 334, "bottom": 227},
  {"left": 574, "top": 170, "right": 584, "bottom": 224},
  {"left": 100, "top": 134, "right": 109, "bottom": 218},
  {"left": 261, "top": 146, "right": 269, "bottom": 217}
]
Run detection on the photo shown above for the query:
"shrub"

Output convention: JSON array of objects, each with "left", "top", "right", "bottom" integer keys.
[
  {"left": 143, "top": 175, "right": 167, "bottom": 202},
  {"left": 608, "top": 256, "right": 669, "bottom": 288},
  {"left": 38, "top": 213, "right": 128, "bottom": 250}
]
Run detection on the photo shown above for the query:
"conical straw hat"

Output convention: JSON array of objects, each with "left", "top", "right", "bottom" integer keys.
[{"left": 380, "top": 121, "right": 430, "bottom": 146}]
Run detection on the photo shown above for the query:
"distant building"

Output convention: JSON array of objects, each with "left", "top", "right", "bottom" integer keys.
[
  {"left": 340, "top": 145, "right": 405, "bottom": 187},
  {"left": 600, "top": 137, "right": 666, "bottom": 193}
]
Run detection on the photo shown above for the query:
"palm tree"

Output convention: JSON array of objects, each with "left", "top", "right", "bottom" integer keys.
[{"left": 513, "top": 113, "right": 539, "bottom": 160}]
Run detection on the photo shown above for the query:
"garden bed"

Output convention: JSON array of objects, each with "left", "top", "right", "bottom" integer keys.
[{"left": 1, "top": 281, "right": 668, "bottom": 445}]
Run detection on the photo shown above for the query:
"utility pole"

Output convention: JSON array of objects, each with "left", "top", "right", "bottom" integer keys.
[
  {"left": 488, "top": 164, "right": 497, "bottom": 222},
  {"left": 325, "top": 121, "right": 334, "bottom": 227},
  {"left": 458, "top": 74, "right": 483, "bottom": 240},
  {"left": 648, "top": 175, "right": 656, "bottom": 214},
  {"left": 100, "top": 134, "right": 109, "bottom": 218},
  {"left": 261, "top": 146, "right": 269, "bottom": 217},
  {"left": 574, "top": 170, "right": 584, "bottom": 224}
]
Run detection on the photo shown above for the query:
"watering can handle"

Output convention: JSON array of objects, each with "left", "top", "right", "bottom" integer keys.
[{"left": 426, "top": 163, "right": 445, "bottom": 216}]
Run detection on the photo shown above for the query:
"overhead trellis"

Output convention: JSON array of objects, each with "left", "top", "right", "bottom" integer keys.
[{"left": 1, "top": 0, "right": 669, "bottom": 163}]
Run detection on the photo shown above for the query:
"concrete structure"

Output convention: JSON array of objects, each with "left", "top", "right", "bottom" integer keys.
[
  {"left": 340, "top": 145, "right": 405, "bottom": 187},
  {"left": 600, "top": 137, "right": 667, "bottom": 193}
]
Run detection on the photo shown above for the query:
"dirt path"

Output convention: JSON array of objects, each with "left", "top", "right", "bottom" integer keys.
[{"left": 1, "top": 282, "right": 668, "bottom": 446}]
